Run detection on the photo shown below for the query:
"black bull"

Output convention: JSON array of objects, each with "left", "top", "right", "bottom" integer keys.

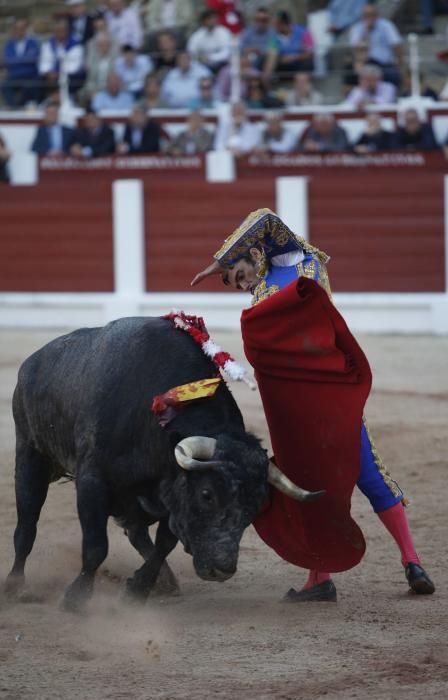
[{"left": 5, "top": 317, "right": 273, "bottom": 611}]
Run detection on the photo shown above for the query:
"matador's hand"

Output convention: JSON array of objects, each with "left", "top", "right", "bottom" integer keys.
[{"left": 190, "top": 260, "right": 223, "bottom": 287}]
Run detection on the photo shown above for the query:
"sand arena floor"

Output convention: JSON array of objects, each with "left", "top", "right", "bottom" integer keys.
[{"left": 0, "top": 328, "right": 447, "bottom": 700}]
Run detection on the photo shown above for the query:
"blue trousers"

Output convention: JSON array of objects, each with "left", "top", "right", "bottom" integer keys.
[{"left": 357, "top": 420, "right": 403, "bottom": 513}]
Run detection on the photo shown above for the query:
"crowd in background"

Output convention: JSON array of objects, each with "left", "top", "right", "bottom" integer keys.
[
  {"left": 2, "top": 0, "right": 448, "bottom": 111},
  {"left": 1, "top": 0, "right": 448, "bottom": 179}
]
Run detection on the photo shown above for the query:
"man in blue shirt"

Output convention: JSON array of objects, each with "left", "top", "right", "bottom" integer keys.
[
  {"left": 239, "top": 7, "right": 277, "bottom": 72},
  {"left": 2, "top": 18, "right": 40, "bottom": 107},
  {"left": 349, "top": 3, "right": 403, "bottom": 86}
]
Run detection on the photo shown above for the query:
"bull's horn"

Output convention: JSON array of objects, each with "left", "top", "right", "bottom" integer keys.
[
  {"left": 175, "top": 436, "right": 217, "bottom": 470},
  {"left": 268, "top": 461, "right": 325, "bottom": 502}
]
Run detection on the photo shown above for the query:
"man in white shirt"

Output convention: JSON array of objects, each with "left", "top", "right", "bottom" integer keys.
[
  {"left": 39, "top": 18, "right": 84, "bottom": 94},
  {"left": 214, "top": 102, "right": 261, "bottom": 155},
  {"left": 187, "top": 9, "right": 233, "bottom": 73},
  {"left": 92, "top": 71, "right": 134, "bottom": 111},
  {"left": 114, "top": 45, "right": 153, "bottom": 97},
  {"left": 161, "top": 51, "right": 211, "bottom": 108},
  {"left": 256, "top": 112, "right": 297, "bottom": 154},
  {"left": 105, "top": 0, "right": 143, "bottom": 50},
  {"left": 345, "top": 63, "right": 396, "bottom": 109}
]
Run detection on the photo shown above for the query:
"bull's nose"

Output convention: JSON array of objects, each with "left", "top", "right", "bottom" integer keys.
[{"left": 198, "top": 568, "right": 236, "bottom": 583}]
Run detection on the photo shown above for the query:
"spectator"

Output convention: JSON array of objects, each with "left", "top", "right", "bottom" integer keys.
[
  {"left": 345, "top": 64, "right": 396, "bottom": 109},
  {"left": 342, "top": 42, "right": 369, "bottom": 96},
  {"left": 187, "top": 9, "right": 233, "bottom": 73},
  {"left": 38, "top": 18, "right": 85, "bottom": 97},
  {"left": 400, "top": 70, "right": 438, "bottom": 100},
  {"left": 349, "top": 3, "right": 403, "bottom": 86},
  {"left": 256, "top": 111, "right": 297, "bottom": 153},
  {"left": 141, "top": 74, "right": 169, "bottom": 109},
  {"left": 287, "top": 72, "right": 323, "bottom": 107},
  {"left": 269, "top": 11, "right": 314, "bottom": 76},
  {"left": 215, "top": 51, "right": 260, "bottom": 102},
  {"left": 239, "top": 6, "right": 277, "bottom": 71},
  {"left": 206, "top": 0, "right": 243, "bottom": 33},
  {"left": 328, "top": 0, "right": 367, "bottom": 35},
  {"left": 301, "top": 113, "right": 349, "bottom": 152},
  {"left": 143, "top": 0, "right": 195, "bottom": 39},
  {"left": 116, "top": 103, "right": 161, "bottom": 153},
  {"left": 2, "top": 18, "right": 40, "bottom": 108},
  {"left": 188, "top": 77, "right": 221, "bottom": 109},
  {"left": 0, "top": 133, "right": 11, "bottom": 182},
  {"left": 31, "top": 102, "right": 75, "bottom": 156},
  {"left": 92, "top": 71, "right": 134, "bottom": 111},
  {"left": 353, "top": 113, "right": 395, "bottom": 153},
  {"left": 168, "top": 111, "right": 214, "bottom": 154},
  {"left": 66, "top": 0, "right": 95, "bottom": 45},
  {"left": 244, "top": 76, "right": 285, "bottom": 108},
  {"left": 395, "top": 109, "right": 438, "bottom": 151},
  {"left": 70, "top": 109, "right": 116, "bottom": 158},
  {"left": 214, "top": 102, "right": 261, "bottom": 155},
  {"left": 161, "top": 51, "right": 211, "bottom": 108},
  {"left": 83, "top": 32, "right": 119, "bottom": 103},
  {"left": 151, "top": 31, "right": 179, "bottom": 80},
  {"left": 114, "top": 44, "right": 153, "bottom": 98},
  {"left": 106, "top": 0, "right": 143, "bottom": 50}
]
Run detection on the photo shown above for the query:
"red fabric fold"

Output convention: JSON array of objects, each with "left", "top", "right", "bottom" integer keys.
[{"left": 241, "top": 278, "right": 372, "bottom": 572}]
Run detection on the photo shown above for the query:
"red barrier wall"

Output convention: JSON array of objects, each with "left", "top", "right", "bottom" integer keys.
[{"left": 0, "top": 154, "right": 445, "bottom": 293}]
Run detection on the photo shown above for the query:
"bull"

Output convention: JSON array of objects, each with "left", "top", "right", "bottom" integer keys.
[{"left": 5, "top": 317, "right": 321, "bottom": 611}]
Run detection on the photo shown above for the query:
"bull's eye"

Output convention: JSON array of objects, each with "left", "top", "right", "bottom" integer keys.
[{"left": 201, "top": 488, "right": 213, "bottom": 502}]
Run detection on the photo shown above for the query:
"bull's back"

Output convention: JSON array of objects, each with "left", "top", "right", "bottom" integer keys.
[{"left": 13, "top": 317, "right": 240, "bottom": 473}]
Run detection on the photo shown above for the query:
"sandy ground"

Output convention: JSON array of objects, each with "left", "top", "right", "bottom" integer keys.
[{"left": 0, "top": 327, "right": 447, "bottom": 700}]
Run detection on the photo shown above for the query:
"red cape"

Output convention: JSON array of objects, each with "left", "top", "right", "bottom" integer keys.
[{"left": 241, "top": 278, "right": 372, "bottom": 572}]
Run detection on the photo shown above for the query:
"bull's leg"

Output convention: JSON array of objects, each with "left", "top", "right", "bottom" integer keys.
[
  {"left": 5, "top": 441, "right": 51, "bottom": 596},
  {"left": 126, "top": 524, "right": 180, "bottom": 595},
  {"left": 124, "top": 519, "right": 178, "bottom": 602},
  {"left": 62, "top": 473, "right": 110, "bottom": 613}
]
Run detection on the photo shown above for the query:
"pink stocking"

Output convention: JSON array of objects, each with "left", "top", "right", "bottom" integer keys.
[
  {"left": 377, "top": 502, "right": 420, "bottom": 567},
  {"left": 303, "top": 570, "right": 331, "bottom": 590}
]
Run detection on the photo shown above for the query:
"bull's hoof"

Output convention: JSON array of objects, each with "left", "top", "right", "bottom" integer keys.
[
  {"left": 152, "top": 565, "right": 181, "bottom": 597},
  {"left": 4, "top": 573, "right": 25, "bottom": 597},
  {"left": 61, "top": 577, "right": 92, "bottom": 614},
  {"left": 122, "top": 577, "right": 150, "bottom": 605}
]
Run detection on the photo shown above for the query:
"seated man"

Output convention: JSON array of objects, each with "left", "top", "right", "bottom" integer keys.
[
  {"left": 66, "top": 0, "right": 95, "bottom": 45},
  {"left": 91, "top": 71, "right": 134, "bottom": 111},
  {"left": 114, "top": 44, "right": 153, "bottom": 99},
  {"left": 2, "top": 18, "right": 40, "bottom": 108},
  {"left": 353, "top": 113, "right": 395, "bottom": 153},
  {"left": 287, "top": 72, "right": 323, "bottom": 107},
  {"left": 31, "top": 101, "right": 76, "bottom": 156},
  {"left": 255, "top": 112, "right": 297, "bottom": 154},
  {"left": 70, "top": 108, "right": 115, "bottom": 158},
  {"left": 188, "top": 77, "right": 221, "bottom": 109},
  {"left": 116, "top": 103, "right": 161, "bottom": 154},
  {"left": 395, "top": 109, "right": 438, "bottom": 151},
  {"left": 151, "top": 31, "right": 179, "bottom": 80},
  {"left": 239, "top": 6, "right": 277, "bottom": 72},
  {"left": 161, "top": 51, "right": 211, "bottom": 108},
  {"left": 105, "top": 0, "right": 143, "bottom": 49},
  {"left": 244, "top": 76, "right": 285, "bottom": 109},
  {"left": 345, "top": 64, "right": 396, "bottom": 110},
  {"left": 270, "top": 10, "right": 314, "bottom": 76},
  {"left": 168, "top": 111, "right": 213, "bottom": 155},
  {"left": 301, "top": 113, "right": 349, "bottom": 152},
  {"left": 187, "top": 9, "right": 233, "bottom": 74},
  {"left": 349, "top": 3, "right": 402, "bottom": 86},
  {"left": 38, "top": 17, "right": 85, "bottom": 97},
  {"left": 213, "top": 102, "right": 261, "bottom": 155}
]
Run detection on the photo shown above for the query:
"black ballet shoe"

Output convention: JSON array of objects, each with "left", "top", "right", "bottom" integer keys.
[
  {"left": 405, "top": 563, "right": 435, "bottom": 595},
  {"left": 284, "top": 580, "right": 337, "bottom": 602}
]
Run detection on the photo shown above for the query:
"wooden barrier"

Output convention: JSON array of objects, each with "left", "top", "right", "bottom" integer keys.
[{"left": 0, "top": 153, "right": 445, "bottom": 293}]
